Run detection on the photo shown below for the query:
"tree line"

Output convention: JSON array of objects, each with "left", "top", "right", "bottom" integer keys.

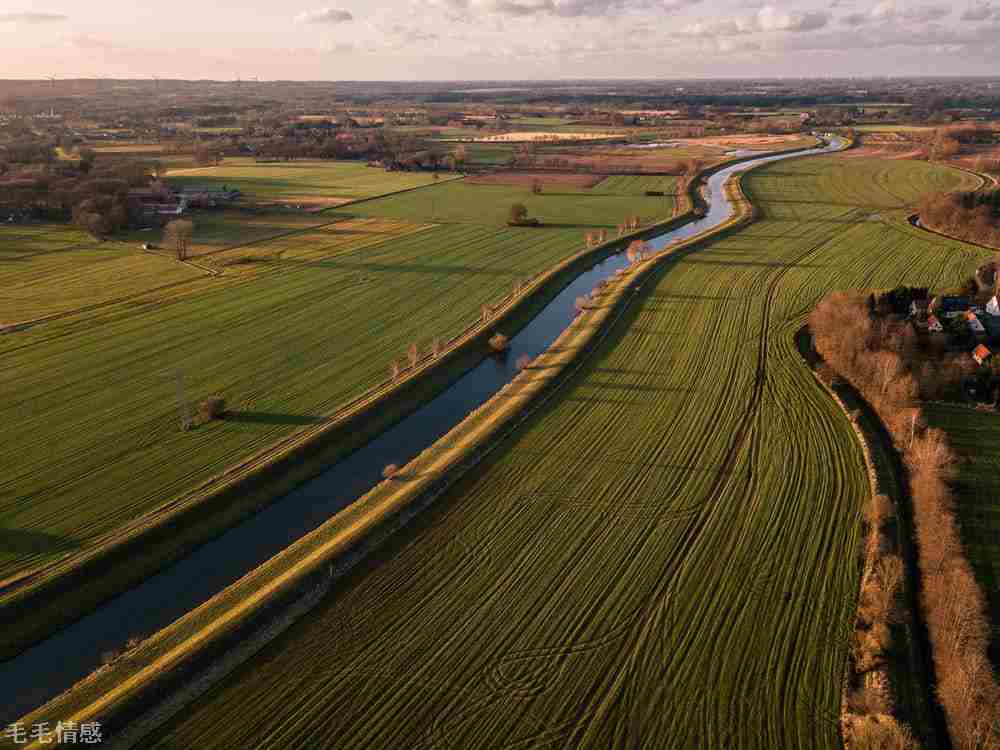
[
  {"left": 811, "top": 291, "right": 999, "bottom": 749},
  {"left": 920, "top": 189, "right": 1000, "bottom": 248}
]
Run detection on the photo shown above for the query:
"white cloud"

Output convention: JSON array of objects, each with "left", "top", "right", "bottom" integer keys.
[
  {"left": 681, "top": 4, "right": 829, "bottom": 36},
  {"left": 0, "top": 11, "right": 67, "bottom": 23},
  {"left": 294, "top": 7, "right": 354, "bottom": 24},
  {"left": 756, "top": 4, "right": 830, "bottom": 30}
]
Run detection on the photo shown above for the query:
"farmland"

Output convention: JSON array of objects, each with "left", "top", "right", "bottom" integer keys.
[
  {"left": 0, "top": 216, "right": 598, "bottom": 583},
  {"left": 166, "top": 159, "right": 443, "bottom": 205},
  {"left": 925, "top": 403, "right": 1000, "bottom": 668},
  {"left": 0, "top": 225, "right": 203, "bottom": 322},
  {"left": 340, "top": 178, "right": 677, "bottom": 227},
  {"left": 149, "top": 157, "right": 985, "bottom": 748}
]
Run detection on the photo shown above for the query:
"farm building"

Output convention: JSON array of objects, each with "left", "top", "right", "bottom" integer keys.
[
  {"left": 973, "top": 344, "right": 992, "bottom": 366},
  {"left": 967, "top": 311, "right": 987, "bottom": 334},
  {"left": 909, "top": 298, "right": 929, "bottom": 318},
  {"left": 932, "top": 295, "right": 972, "bottom": 318},
  {"left": 927, "top": 315, "right": 944, "bottom": 333}
]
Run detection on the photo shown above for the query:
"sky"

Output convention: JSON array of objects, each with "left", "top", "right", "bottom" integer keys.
[{"left": 2, "top": 0, "right": 1000, "bottom": 80}]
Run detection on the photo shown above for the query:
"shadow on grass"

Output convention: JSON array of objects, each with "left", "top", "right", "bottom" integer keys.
[{"left": 0, "top": 528, "right": 79, "bottom": 557}]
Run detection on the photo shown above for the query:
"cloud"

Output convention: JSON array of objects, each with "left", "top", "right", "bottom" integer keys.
[
  {"left": 899, "top": 3, "right": 950, "bottom": 22},
  {"left": 63, "top": 34, "right": 116, "bottom": 50},
  {"left": 840, "top": 0, "right": 948, "bottom": 26},
  {"left": 439, "top": 0, "right": 665, "bottom": 18},
  {"left": 961, "top": 2, "right": 1000, "bottom": 19},
  {"left": 840, "top": 11, "right": 871, "bottom": 25},
  {"left": 294, "top": 7, "right": 354, "bottom": 24},
  {"left": 0, "top": 11, "right": 67, "bottom": 23},
  {"left": 682, "top": 4, "right": 829, "bottom": 36},
  {"left": 756, "top": 4, "right": 830, "bottom": 30},
  {"left": 771, "top": 21, "right": 1000, "bottom": 52}
]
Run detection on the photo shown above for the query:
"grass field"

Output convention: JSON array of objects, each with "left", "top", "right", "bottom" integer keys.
[
  {"left": 341, "top": 178, "right": 676, "bottom": 228},
  {"left": 149, "top": 157, "right": 985, "bottom": 748},
  {"left": 117, "top": 211, "right": 331, "bottom": 257},
  {"left": 166, "top": 159, "right": 442, "bottom": 204},
  {"left": 0, "top": 225, "right": 205, "bottom": 322},
  {"left": 925, "top": 403, "right": 1000, "bottom": 668},
  {"left": 591, "top": 175, "right": 678, "bottom": 195},
  {"left": 0, "top": 217, "right": 598, "bottom": 581}
]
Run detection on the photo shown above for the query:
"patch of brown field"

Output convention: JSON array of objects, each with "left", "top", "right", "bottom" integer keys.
[
  {"left": 675, "top": 134, "right": 806, "bottom": 149},
  {"left": 465, "top": 172, "right": 602, "bottom": 188},
  {"left": 838, "top": 145, "right": 925, "bottom": 160},
  {"left": 522, "top": 150, "right": 725, "bottom": 173}
]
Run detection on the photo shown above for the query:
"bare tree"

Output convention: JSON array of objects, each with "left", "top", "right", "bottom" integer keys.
[{"left": 164, "top": 219, "right": 194, "bottom": 261}]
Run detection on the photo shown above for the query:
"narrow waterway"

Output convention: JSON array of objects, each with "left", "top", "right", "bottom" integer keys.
[{"left": 0, "top": 138, "right": 841, "bottom": 723}]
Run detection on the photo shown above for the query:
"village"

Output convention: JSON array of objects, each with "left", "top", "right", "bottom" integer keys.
[{"left": 886, "top": 264, "right": 1000, "bottom": 401}]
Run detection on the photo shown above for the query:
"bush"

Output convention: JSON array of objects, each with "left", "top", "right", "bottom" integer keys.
[
  {"left": 198, "top": 396, "right": 226, "bottom": 422},
  {"left": 489, "top": 333, "right": 510, "bottom": 352}
]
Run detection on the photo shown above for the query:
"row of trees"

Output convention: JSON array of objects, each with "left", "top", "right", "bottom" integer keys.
[
  {"left": 920, "top": 189, "right": 1000, "bottom": 248},
  {"left": 811, "top": 291, "right": 999, "bottom": 749}
]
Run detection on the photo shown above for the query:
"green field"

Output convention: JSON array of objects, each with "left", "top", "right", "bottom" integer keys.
[
  {"left": 0, "top": 225, "right": 205, "bottom": 322},
  {"left": 167, "top": 159, "right": 443, "bottom": 203},
  {"left": 150, "top": 157, "right": 985, "bottom": 748},
  {"left": 591, "top": 175, "right": 679, "bottom": 195},
  {"left": 341, "top": 178, "right": 676, "bottom": 228},
  {"left": 925, "top": 403, "right": 1000, "bottom": 667},
  {"left": 0, "top": 219, "right": 595, "bottom": 581}
]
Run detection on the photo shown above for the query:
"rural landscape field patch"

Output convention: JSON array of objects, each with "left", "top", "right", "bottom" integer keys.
[
  {"left": 147, "top": 157, "right": 986, "bottom": 749},
  {"left": 167, "top": 158, "right": 442, "bottom": 204},
  {"left": 0, "top": 218, "right": 590, "bottom": 581}
]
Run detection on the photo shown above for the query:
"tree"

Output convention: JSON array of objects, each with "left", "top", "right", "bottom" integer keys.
[
  {"left": 509, "top": 203, "right": 528, "bottom": 225},
  {"left": 85, "top": 213, "right": 108, "bottom": 240},
  {"left": 164, "top": 219, "right": 194, "bottom": 261}
]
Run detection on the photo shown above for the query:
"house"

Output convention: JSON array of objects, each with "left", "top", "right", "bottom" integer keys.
[
  {"left": 932, "top": 295, "right": 972, "bottom": 318},
  {"left": 967, "top": 311, "right": 987, "bottom": 334},
  {"left": 973, "top": 344, "right": 992, "bottom": 366},
  {"left": 927, "top": 315, "right": 944, "bottom": 333},
  {"left": 909, "top": 298, "right": 930, "bottom": 319}
]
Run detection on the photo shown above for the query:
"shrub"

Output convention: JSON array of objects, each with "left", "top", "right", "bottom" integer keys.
[
  {"left": 842, "top": 713, "right": 916, "bottom": 750},
  {"left": 198, "top": 396, "right": 226, "bottom": 422},
  {"left": 489, "top": 333, "right": 510, "bottom": 352}
]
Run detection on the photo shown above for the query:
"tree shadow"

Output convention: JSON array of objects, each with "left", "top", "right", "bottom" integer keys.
[
  {"left": 224, "top": 411, "right": 325, "bottom": 426},
  {"left": 0, "top": 528, "right": 79, "bottom": 557}
]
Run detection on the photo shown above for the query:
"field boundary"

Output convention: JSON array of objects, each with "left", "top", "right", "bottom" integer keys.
[
  {"left": 10, "top": 152, "right": 775, "bottom": 746},
  {"left": 799, "top": 329, "right": 946, "bottom": 748}
]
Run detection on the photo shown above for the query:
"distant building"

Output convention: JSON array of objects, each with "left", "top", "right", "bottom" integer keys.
[
  {"left": 968, "top": 311, "right": 987, "bottom": 334},
  {"left": 973, "top": 344, "right": 992, "bottom": 366},
  {"left": 932, "top": 295, "right": 972, "bottom": 319},
  {"left": 909, "top": 298, "right": 930, "bottom": 319}
]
